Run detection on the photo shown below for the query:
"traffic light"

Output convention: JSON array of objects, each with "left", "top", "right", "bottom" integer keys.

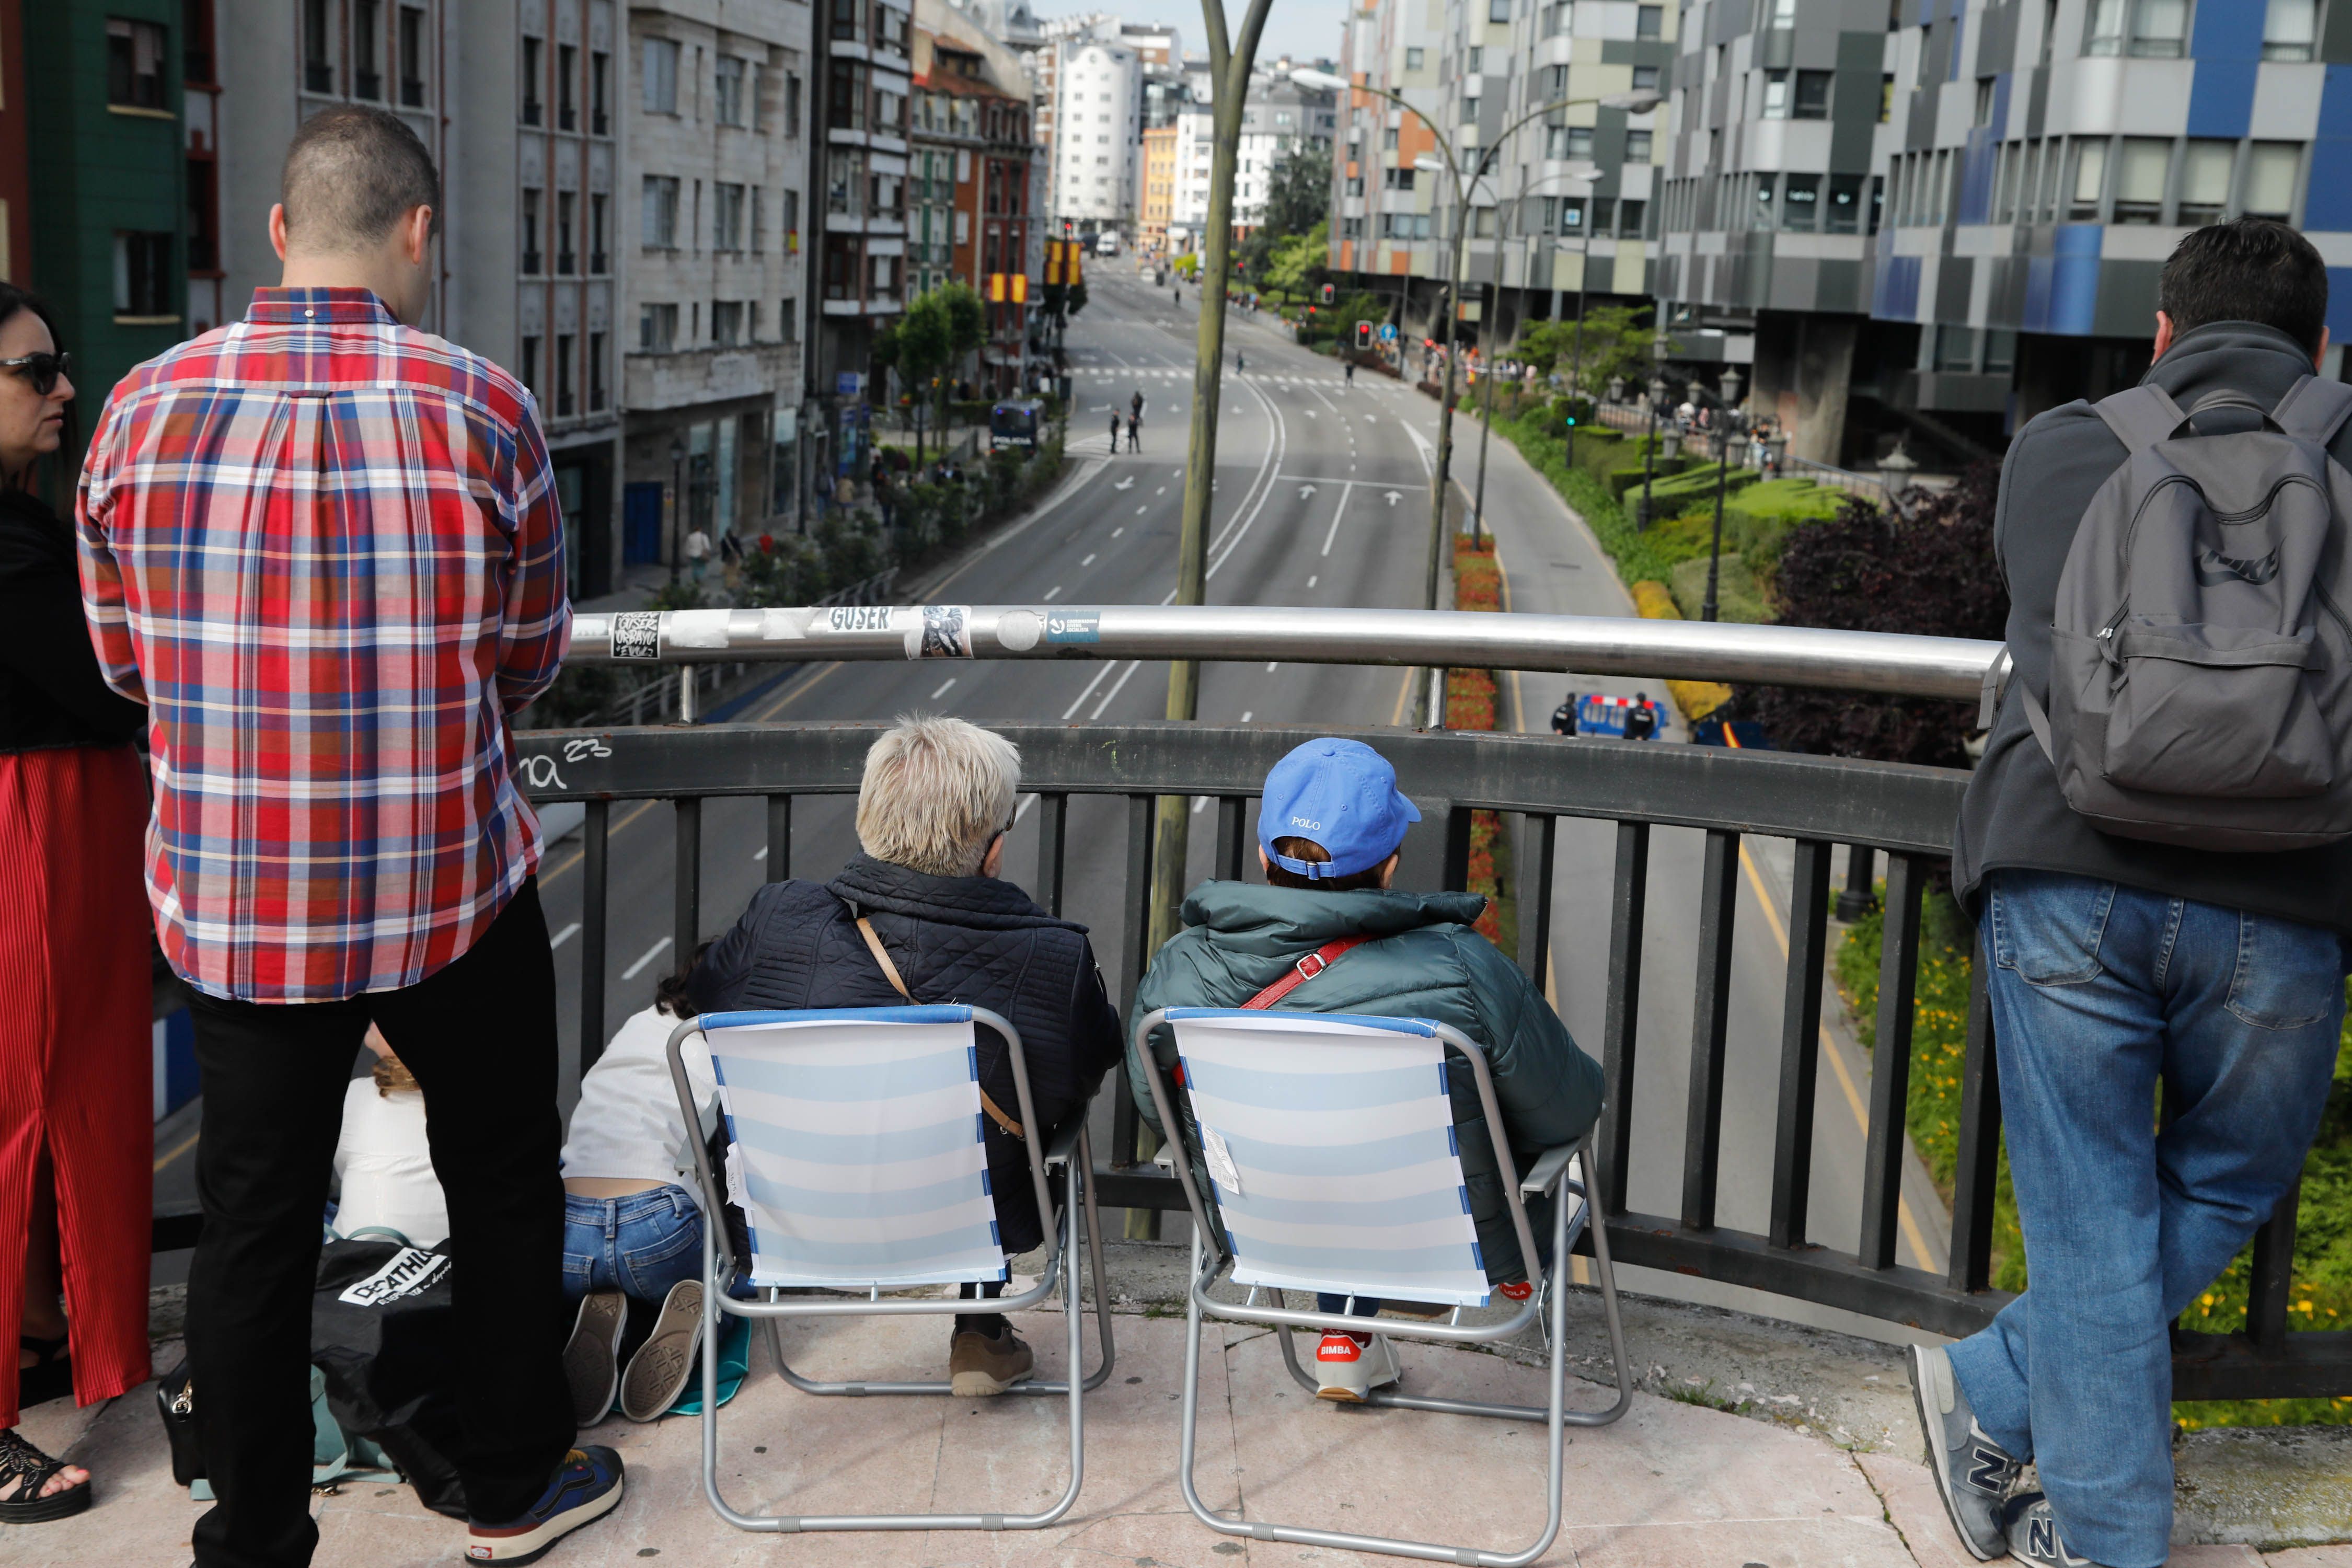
[
  {"left": 1354, "top": 321, "right": 1373, "bottom": 350},
  {"left": 1319, "top": 282, "right": 1334, "bottom": 305}
]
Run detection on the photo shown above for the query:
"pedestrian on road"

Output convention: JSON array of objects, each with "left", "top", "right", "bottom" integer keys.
[
  {"left": 75, "top": 105, "right": 619, "bottom": 1568},
  {"left": 684, "top": 526, "right": 711, "bottom": 583},
  {"left": 1548, "top": 694, "right": 1576, "bottom": 735},
  {"left": 1344, "top": 360, "right": 1355, "bottom": 385},
  {"left": 1109, "top": 411, "right": 1121, "bottom": 453},
  {"left": 1236, "top": 353, "right": 1246, "bottom": 374},
  {"left": 1623, "top": 694, "right": 1658, "bottom": 742},
  {"left": 0, "top": 283, "right": 151, "bottom": 1526},
  {"left": 1131, "top": 389, "right": 1145, "bottom": 422},
  {"left": 1126, "top": 411, "right": 1140, "bottom": 452},
  {"left": 1915, "top": 217, "right": 2352, "bottom": 1568}
]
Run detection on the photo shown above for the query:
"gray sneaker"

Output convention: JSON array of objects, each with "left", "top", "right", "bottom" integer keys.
[
  {"left": 1907, "top": 1342, "right": 2022, "bottom": 1561},
  {"left": 2003, "top": 1493, "right": 2106, "bottom": 1567}
]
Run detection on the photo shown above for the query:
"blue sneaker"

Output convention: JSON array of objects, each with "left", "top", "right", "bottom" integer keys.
[{"left": 465, "top": 1446, "right": 624, "bottom": 1564}]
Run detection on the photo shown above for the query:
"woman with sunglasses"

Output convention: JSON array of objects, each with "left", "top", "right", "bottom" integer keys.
[{"left": 0, "top": 282, "right": 153, "bottom": 1520}]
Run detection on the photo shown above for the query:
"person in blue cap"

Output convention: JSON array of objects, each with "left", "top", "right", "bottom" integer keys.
[{"left": 1127, "top": 737, "right": 1604, "bottom": 1401}]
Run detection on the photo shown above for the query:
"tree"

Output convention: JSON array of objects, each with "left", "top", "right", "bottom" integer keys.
[
  {"left": 938, "top": 281, "right": 984, "bottom": 389},
  {"left": 1518, "top": 303, "right": 1657, "bottom": 393},
  {"left": 895, "top": 291, "right": 951, "bottom": 462},
  {"left": 1262, "top": 220, "right": 1327, "bottom": 297},
  {"left": 1240, "top": 144, "right": 1332, "bottom": 285},
  {"left": 1738, "top": 462, "right": 2008, "bottom": 768}
]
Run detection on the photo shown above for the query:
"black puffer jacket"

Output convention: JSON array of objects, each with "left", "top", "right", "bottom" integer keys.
[{"left": 686, "top": 855, "right": 1123, "bottom": 1253}]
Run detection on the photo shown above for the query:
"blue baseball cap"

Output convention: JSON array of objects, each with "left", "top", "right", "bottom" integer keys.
[{"left": 1258, "top": 738, "right": 1422, "bottom": 879}]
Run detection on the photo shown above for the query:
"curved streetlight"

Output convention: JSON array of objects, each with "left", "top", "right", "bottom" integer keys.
[{"left": 1298, "top": 67, "right": 1660, "bottom": 723}]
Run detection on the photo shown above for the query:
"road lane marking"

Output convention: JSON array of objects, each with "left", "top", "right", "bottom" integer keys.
[
  {"left": 550, "top": 921, "right": 582, "bottom": 949},
  {"left": 1136, "top": 504, "right": 1147, "bottom": 514},
  {"left": 1320, "top": 484, "right": 1351, "bottom": 556},
  {"left": 1062, "top": 661, "right": 1121, "bottom": 719},
  {"left": 1014, "top": 793, "right": 1038, "bottom": 822},
  {"left": 1265, "top": 663, "right": 1277, "bottom": 672},
  {"left": 1240, "top": 710, "right": 1253, "bottom": 721},
  {"left": 1307, "top": 574, "right": 1318, "bottom": 588},
  {"left": 930, "top": 676, "right": 958, "bottom": 700},
  {"left": 621, "top": 937, "right": 674, "bottom": 981},
  {"left": 155, "top": 1130, "right": 200, "bottom": 1174},
  {"left": 1205, "top": 375, "right": 1289, "bottom": 581},
  {"left": 1089, "top": 660, "right": 1144, "bottom": 718},
  {"left": 1112, "top": 527, "right": 1123, "bottom": 537},
  {"left": 1192, "top": 795, "right": 1209, "bottom": 814},
  {"left": 1736, "top": 842, "right": 1942, "bottom": 1273},
  {"left": 539, "top": 797, "right": 662, "bottom": 885},
  {"left": 1081, "top": 552, "right": 1097, "bottom": 566},
  {"left": 1043, "top": 585, "right": 1062, "bottom": 600},
  {"left": 753, "top": 846, "right": 767, "bottom": 861}
]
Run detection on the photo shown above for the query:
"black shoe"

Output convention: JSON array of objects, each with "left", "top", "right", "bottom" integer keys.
[
  {"left": 0, "top": 1429, "right": 90, "bottom": 1523},
  {"left": 2003, "top": 1493, "right": 2108, "bottom": 1567},
  {"left": 1907, "top": 1343, "right": 2021, "bottom": 1561}
]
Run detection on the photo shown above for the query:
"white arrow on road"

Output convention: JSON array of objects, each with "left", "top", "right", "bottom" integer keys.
[
  {"left": 1297, "top": 485, "right": 1317, "bottom": 500},
  {"left": 1385, "top": 490, "right": 1402, "bottom": 506},
  {"left": 1114, "top": 476, "right": 1135, "bottom": 490}
]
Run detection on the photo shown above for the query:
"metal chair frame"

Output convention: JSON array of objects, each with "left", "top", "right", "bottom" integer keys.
[
  {"left": 1136, "top": 1006, "right": 1632, "bottom": 1567},
  {"left": 667, "top": 1006, "right": 1115, "bottom": 1533}
]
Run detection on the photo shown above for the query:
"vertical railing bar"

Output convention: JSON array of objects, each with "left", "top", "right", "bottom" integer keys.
[
  {"left": 579, "top": 798, "right": 610, "bottom": 1076},
  {"left": 1112, "top": 791, "right": 1154, "bottom": 1170},
  {"left": 1948, "top": 935, "right": 2002, "bottom": 1294},
  {"left": 1036, "top": 792, "right": 1068, "bottom": 917},
  {"left": 1441, "top": 802, "right": 1472, "bottom": 893},
  {"left": 765, "top": 793, "right": 791, "bottom": 882},
  {"left": 1768, "top": 839, "right": 1831, "bottom": 1251},
  {"left": 1526, "top": 814, "right": 1558, "bottom": 992},
  {"left": 1597, "top": 820, "right": 1649, "bottom": 1216},
  {"left": 1215, "top": 795, "right": 1246, "bottom": 882},
  {"left": 673, "top": 796, "right": 702, "bottom": 976},
  {"left": 1858, "top": 852, "right": 1924, "bottom": 1272},
  {"left": 1679, "top": 829, "right": 1740, "bottom": 1232},
  {"left": 2249, "top": 1178, "right": 2303, "bottom": 1353}
]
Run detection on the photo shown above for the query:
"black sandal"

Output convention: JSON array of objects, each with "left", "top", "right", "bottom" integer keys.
[
  {"left": 0, "top": 1428, "right": 90, "bottom": 1521},
  {"left": 17, "top": 1335, "right": 70, "bottom": 1409}
]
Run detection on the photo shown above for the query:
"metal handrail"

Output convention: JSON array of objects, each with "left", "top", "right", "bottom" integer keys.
[{"left": 568, "top": 603, "right": 2001, "bottom": 701}]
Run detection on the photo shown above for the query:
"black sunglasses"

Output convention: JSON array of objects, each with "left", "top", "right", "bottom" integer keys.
[{"left": 0, "top": 352, "right": 70, "bottom": 397}]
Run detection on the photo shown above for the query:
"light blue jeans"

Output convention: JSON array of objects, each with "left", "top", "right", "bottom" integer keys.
[
  {"left": 560, "top": 1185, "right": 704, "bottom": 1304},
  {"left": 1948, "top": 871, "right": 2346, "bottom": 1567}
]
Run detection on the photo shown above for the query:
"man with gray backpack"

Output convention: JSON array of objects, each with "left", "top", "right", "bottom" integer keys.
[{"left": 1914, "top": 218, "right": 2352, "bottom": 1568}]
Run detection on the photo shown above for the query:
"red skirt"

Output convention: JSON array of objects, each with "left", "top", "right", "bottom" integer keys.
[{"left": 0, "top": 744, "right": 154, "bottom": 1424}]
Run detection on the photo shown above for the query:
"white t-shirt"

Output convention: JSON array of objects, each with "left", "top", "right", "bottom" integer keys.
[
  {"left": 560, "top": 1007, "right": 723, "bottom": 1209},
  {"left": 332, "top": 1078, "right": 450, "bottom": 1249}
]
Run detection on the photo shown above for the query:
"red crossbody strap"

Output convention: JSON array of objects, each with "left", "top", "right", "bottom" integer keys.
[{"left": 1240, "top": 935, "right": 1372, "bottom": 1010}]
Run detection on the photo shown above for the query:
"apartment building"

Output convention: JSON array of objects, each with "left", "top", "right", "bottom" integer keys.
[
  {"left": 1235, "top": 66, "right": 1336, "bottom": 233},
  {"left": 1047, "top": 30, "right": 1140, "bottom": 231},
  {"left": 1659, "top": 0, "right": 2352, "bottom": 468},
  {"left": 1170, "top": 64, "right": 1216, "bottom": 251},
  {"left": 909, "top": 11, "right": 1038, "bottom": 391},
  {"left": 1136, "top": 60, "right": 1191, "bottom": 251},
  {"left": 1328, "top": 0, "right": 1672, "bottom": 357},
  {"left": 809, "top": 0, "right": 911, "bottom": 497}
]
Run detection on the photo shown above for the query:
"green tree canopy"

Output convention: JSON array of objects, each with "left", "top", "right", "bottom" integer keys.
[
  {"left": 1262, "top": 221, "right": 1327, "bottom": 296},
  {"left": 1518, "top": 304, "right": 1659, "bottom": 393}
]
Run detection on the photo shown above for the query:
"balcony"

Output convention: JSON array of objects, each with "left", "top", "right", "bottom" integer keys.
[{"left": 558, "top": 249, "right": 577, "bottom": 276}]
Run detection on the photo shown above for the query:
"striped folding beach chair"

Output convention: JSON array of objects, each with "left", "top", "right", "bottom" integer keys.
[
  {"left": 1136, "top": 1006, "right": 1631, "bottom": 1567},
  {"left": 665, "top": 1005, "right": 1113, "bottom": 1533}
]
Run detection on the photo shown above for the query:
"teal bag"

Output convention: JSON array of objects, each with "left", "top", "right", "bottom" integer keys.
[
  {"left": 666, "top": 1313, "right": 752, "bottom": 1417},
  {"left": 190, "top": 1367, "right": 401, "bottom": 1501}
]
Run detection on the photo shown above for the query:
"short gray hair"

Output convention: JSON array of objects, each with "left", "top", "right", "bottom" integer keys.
[
  {"left": 281, "top": 103, "right": 441, "bottom": 252},
  {"left": 856, "top": 716, "right": 1020, "bottom": 878}
]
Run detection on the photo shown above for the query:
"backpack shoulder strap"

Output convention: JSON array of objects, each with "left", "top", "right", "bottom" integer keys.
[
  {"left": 2270, "top": 375, "right": 2352, "bottom": 449},
  {"left": 854, "top": 912, "right": 1026, "bottom": 1141},
  {"left": 1241, "top": 935, "right": 1373, "bottom": 1009},
  {"left": 2091, "top": 384, "right": 2192, "bottom": 454}
]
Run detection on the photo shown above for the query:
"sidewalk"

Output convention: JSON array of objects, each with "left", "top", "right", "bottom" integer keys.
[{"left": 13, "top": 1276, "right": 2349, "bottom": 1567}]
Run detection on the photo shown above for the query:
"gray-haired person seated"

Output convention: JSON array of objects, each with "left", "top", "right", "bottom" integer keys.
[{"left": 684, "top": 716, "right": 1124, "bottom": 1392}]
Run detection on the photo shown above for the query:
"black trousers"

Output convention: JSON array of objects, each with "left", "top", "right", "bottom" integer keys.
[{"left": 185, "top": 879, "right": 574, "bottom": 1568}]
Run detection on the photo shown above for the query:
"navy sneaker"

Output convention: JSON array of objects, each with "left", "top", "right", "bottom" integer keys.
[
  {"left": 1907, "top": 1343, "right": 2021, "bottom": 1561},
  {"left": 465, "top": 1446, "right": 624, "bottom": 1564},
  {"left": 2003, "top": 1493, "right": 2108, "bottom": 1567}
]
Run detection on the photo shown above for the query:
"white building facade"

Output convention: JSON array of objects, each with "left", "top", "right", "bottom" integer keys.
[{"left": 1048, "top": 36, "right": 1139, "bottom": 229}]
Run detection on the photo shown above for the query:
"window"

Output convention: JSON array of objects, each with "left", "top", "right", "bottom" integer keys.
[
  {"left": 399, "top": 6, "right": 426, "bottom": 106},
  {"left": 779, "top": 296, "right": 797, "bottom": 342},
  {"left": 2244, "top": 142, "right": 2300, "bottom": 219},
  {"left": 1489, "top": 0, "right": 1511, "bottom": 18},
  {"left": 353, "top": 0, "right": 382, "bottom": 98},
  {"left": 642, "top": 175, "right": 680, "bottom": 247},
  {"left": 1342, "top": 215, "right": 1365, "bottom": 238},
  {"left": 640, "top": 302, "right": 678, "bottom": 352},
  {"left": 2069, "top": 137, "right": 2108, "bottom": 220},
  {"left": 1345, "top": 175, "right": 1365, "bottom": 196},
  {"left": 1768, "top": 0, "right": 1796, "bottom": 24},
  {"left": 1473, "top": 207, "right": 1496, "bottom": 238},
  {"left": 521, "top": 336, "right": 540, "bottom": 397},
  {"left": 1626, "top": 129, "right": 1653, "bottom": 161},
  {"left": 107, "top": 18, "right": 167, "bottom": 109},
  {"left": 782, "top": 187, "right": 799, "bottom": 246},
  {"left": 557, "top": 191, "right": 576, "bottom": 272},
  {"left": 2113, "top": 136, "right": 2168, "bottom": 223},
  {"left": 1405, "top": 47, "right": 1424, "bottom": 68},
  {"left": 643, "top": 37, "right": 680, "bottom": 114},
  {"left": 1632, "top": 65, "right": 1659, "bottom": 91},
  {"left": 589, "top": 332, "right": 607, "bottom": 410},
  {"left": 1637, "top": 4, "right": 1663, "bottom": 38},
  {"left": 713, "top": 182, "right": 746, "bottom": 250},
  {"left": 1935, "top": 325, "right": 1977, "bottom": 374},
  {"left": 555, "top": 335, "right": 575, "bottom": 416},
  {"left": 304, "top": 0, "right": 334, "bottom": 92},
  {"left": 1467, "top": 46, "right": 1483, "bottom": 72},
  {"left": 1870, "top": 172, "right": 1884, "bottom": 233},
  {"left": 751, "top": 188, "right": 764, "bottom": 252},
  {"left": 2085, "top": 0, "right": 2187, "bottom": 57},
  {"left": 1880, "top": 73, "right": 1894, "bottom": 123},
  {"left": 954, "top": 209, "right": 970, "bottom": 245},
  {"left": 587, "top": 193, "right": 608, "bottom": 272},
  {"left": 557, "top": 43, "right": 577, "bottom": 128},
  {"left": 712, "top": 301, "right": 743, "bottom": 347},
  {"left": 2179, "top": 140, "right": 2233, "bottom": 225},
  {"left": 1781, "top": 172, "right": 1819, "bottom": 230},
  {"left": 1762, "top": 69, "right": 1790, "bottom": 119},
  {"left": 1618, "top": 198, "right": 1646, "bottom": 237},
  {"left": 1383, "top": 167, "right": 1416, "bottom": 190},
  {"left": 715, "top": 54, "right": 746, "bottom": 125},
  {"left": 522, "top": 36, "right": 542, "bottom": 124},
  {"left": 1543, "top": 1, "right": 1570, "bottom": 36},
  {"left": 1793, "top": 70, "right": 1831, "bottom": 119},
  {"left": 113, "top": 232, "right": 173, "bottom": 316},
  {"left": 521, "top": 189, "right": 543, "bottom": 272},
  {"left": 1549, "top": 124, "right": 1594, "bottom": 159},
  {"left": 187, "top": 154, "right": 218, "bottom": 270},
  {"left": 185, "top": 0, "right": 215, "bottom": 85},
  {"left": 1753, "top": 175, "right": 1776, "bottom": 229},
  {"left": 1826, "top": 171, "right": 1864, "bottom": 233},
  {"left": 1382, "top": 126, "right": 1398, "bottom": 149},
  {"left": 2265, "top": 0, "right": 2318, "bottom": 60},
  {"left": 1973, "top": 76, "right": 1994, "bottom": 128},
  {"left": 1463, "top": 95, "right": 1480, "bottom": 123},
  {"left": 591, "top": 50, "right": 609, "bottom": 132}
]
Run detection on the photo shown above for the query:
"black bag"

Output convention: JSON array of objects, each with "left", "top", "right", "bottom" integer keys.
[
  {"left": 309, "top": 1238, "right": 469, "bottom": 1519},
  {"left": 154, "top": 1362, "right": 202, "bottom": 1487}
]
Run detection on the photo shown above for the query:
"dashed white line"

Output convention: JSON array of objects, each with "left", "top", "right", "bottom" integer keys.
[
  {"left": 1156, "top": 486, "right": 1167, "bottom": 495},
  {"left": 1307, "top": 574, "right": 1318, "bottom": 588},
  {"left": 1043, "top": 585, "right": 1063, "bottom": 601},
  {"left": 1111, "top": 526, "right": 1124, "bottom": 537},
  {"left": 930, "top": 676, "right": 958, "bottom": 700},
  {"left": 550, "top": 922, "right": 582, "bottom": 949},
  {"left": 621, "top": 937, "right": 674, "bottom": 981},
  {"left": 753, "top": 846, "right": 767, "bottom": 861},
  {"left": 1136, "top": 504, "right": 1148, "bottom": 514},
  {"left": 1264, "top": 663, "right": 1278, "bottom": 673},
  {"left": 1240, "top": 710, "right": 1254, "bottom": 722},
  {"left": 1061, "top": 661, "right": 1122, "bottom": 720},
  {"left": 1089, "top": 660, "right": 1144, "bottom": 719},
  {"left": 1081, "top": 552, "right": 1097, "bottom": 566}
]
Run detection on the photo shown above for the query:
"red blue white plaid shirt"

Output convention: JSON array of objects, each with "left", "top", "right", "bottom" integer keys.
[{"left": 76, "top": 288, "right": 571, "bottom": 1003}]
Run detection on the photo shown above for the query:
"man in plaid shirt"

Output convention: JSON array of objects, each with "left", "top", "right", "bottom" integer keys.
[{"left": 76, "top": 107, "right": 620, "bottom": 1567}]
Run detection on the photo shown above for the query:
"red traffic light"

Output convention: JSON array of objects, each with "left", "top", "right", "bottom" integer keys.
[
  {"left": 1354, "top": 321, "right": 1373, "bottom": 349},
  {"left": 1319, "top": 282, "right": 1334, "bottom": 304}
]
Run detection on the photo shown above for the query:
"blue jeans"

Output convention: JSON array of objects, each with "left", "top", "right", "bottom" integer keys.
[
  {"left": 560, "top": 1186, "right": 705, "bottom": 1304},
  {"left": 1317, "top": 1294, "right": 1382, "bottom": 1319},
  {"left": 1947, "top": 871, "right": 2345, "bottom": 1567}
]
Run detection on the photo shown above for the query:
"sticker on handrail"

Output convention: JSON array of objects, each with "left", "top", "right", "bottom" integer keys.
[
  {"left": 610, "top": 612, "right": 661, "bottom": 660},
  {"left": 822, "top": 605, "right": 895, "bottom": 633},
  {"left": 916, "top": 605, "right": 974, "bottom": 659},
  {"left": 1046, "top": 612, "right": 1101, "bottom": 643}
]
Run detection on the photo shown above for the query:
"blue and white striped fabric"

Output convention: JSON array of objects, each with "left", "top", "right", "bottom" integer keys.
[
  {"left": 699, "top": 1007, "right": 1009, "bottom": 1290},
  {"left": 1167, "top": 1009, "right": 1489, "bottom": 1308}
]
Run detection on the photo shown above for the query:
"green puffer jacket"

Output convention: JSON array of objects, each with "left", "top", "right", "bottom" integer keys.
[{"left": 1127, "top": 880, "right": 1605, "bottom": 1285}]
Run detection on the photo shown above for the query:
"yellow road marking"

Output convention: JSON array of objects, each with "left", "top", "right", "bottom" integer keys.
[
  {"left": 1737, "top": 841, "right": 1940, "bottom": 1272},
  {"left": 154, "top": 1129, "right": 199, "bottom": 1174}
]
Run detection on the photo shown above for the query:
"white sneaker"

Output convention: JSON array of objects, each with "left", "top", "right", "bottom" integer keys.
[{"left": 1314, "top": 1332, "right": 1401, "bottom": 1402}]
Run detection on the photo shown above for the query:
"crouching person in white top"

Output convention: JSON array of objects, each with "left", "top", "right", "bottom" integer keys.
[
  {"left": 556, "top": 956, "right": 724, "bottom": 1425},
  {"left": 331, "top": 1028, "right": 451, "bottom": 1248}
]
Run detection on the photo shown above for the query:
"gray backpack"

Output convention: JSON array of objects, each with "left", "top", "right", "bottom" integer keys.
[{"left": 2021, "top": 375, "right": 2352, "bottom": 851}]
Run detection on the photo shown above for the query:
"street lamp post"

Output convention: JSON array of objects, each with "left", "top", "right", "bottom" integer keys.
[
  {"left": 667, "top": 433, "right": 686, "bottom": 588},
  {"left": 1467, "top": 166, "right": 1598, "bottom": 550},
  {"left": 1700, "top": 365, "right": 1746, "bottom": 624}
]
